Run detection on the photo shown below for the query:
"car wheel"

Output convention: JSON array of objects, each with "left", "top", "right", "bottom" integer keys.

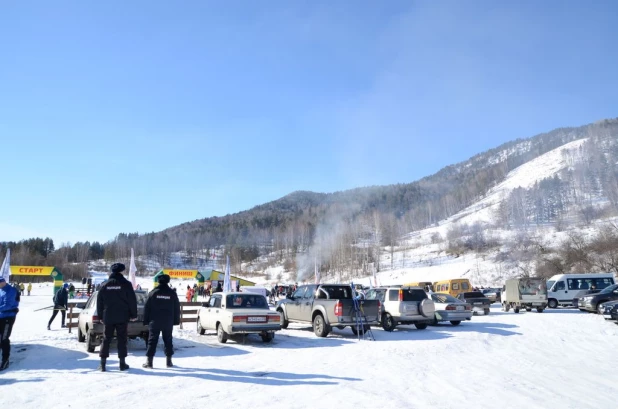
[
  {"left": 216, "top": 323, "right": 228, "bottom": 343},
  {"left": 415, "top": 323, "right": 428, "bottom": 330},
  {"left": 86, "top": 330, "right": 95, "bottom": 353},
  {"left": 77, "top": 327, "right": 86, "bottom": 343},
  {"left": 450, "top": 320, "right": 461, "bottom": 326},
  {"left": 536, "top": 307, "right": 544, "bottom": 313},
  {"left": 514, "top": 308, "right": 520, "bottom": 314},
  {"left": 503, "top": 303, "right": 510, "bottom": 312},
  {"left": 260, "top": 332, "right": 273, "bottom": 343},
  {"left": 597, "top": 304, "right": 604, "bottom": 315},
  {"left": 525, "top": 307, "right": 532, "bottom": 312},
  {"left": 336, "top": 325, "right": 346, "bottom": 330},
  {"left": 484, "top": 308, "right": 490, "bottom": 315},
  {"left": 312, "top": 314, "right": 330, "bottom": 337},
  {"left": 278, "top": 309, "right": 289, "bottom": 329},
  {"left": 382, "top": 313, "right": 397, "bottom": 332},
  {"left": 197, "top": 316, "right": 205, "bottom": 335},
  {"left": 548, "top": 299, "right": 558, "bottom": 309}
]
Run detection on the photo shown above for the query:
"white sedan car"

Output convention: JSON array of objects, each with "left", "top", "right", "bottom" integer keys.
[
  {"left": 197, "top": 292, "right": 281, "bottom": 343},
  {"left": 429, "top": 292, "right": 473, "bottom": 326}
]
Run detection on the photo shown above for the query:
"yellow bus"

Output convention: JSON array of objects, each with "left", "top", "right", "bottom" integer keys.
[
  {"left": 432, "top": 279, "right": 472, "bottom": 297},
  {"left": 403, "top": 281, "right": 434, "bottom": 292}
]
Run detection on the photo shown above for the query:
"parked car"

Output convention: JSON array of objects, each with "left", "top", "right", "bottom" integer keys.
[
  {"left": 77, "top": 290, "right": 149, "bottom": 353},
  {"left": 501, "top": 278, "right": 547, "bottom": 313},
  {"left": 197, "top": 292, "right": 280, "bottom": 343},
  {"left": 277, "top": 284, "right": 381, "bottom": 337},
  {"left": 599, "top": 300, "right": 618, "bottom": 320},
  {"left": 579, "top": 284, "right": 618, "bottom": 314},
  {"left": 457, "top": 291, "right": 492, "bottom": 315},
  {"left": 573, "top": 289, "right": 602, "bottom": 310},
  {"left": 481, "top": 288, "right": 500, "bottom": 303},
  {"left": 429, "top": 292, "right": 472, "bottom": 325},
  {"left": 365, "top": 286, "right": 435, "bottom": 331}
]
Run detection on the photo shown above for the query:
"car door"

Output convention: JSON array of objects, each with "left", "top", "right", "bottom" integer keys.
[
  {"left": 300, "top": 285, "right": 318, "bottom": 319},
  {"left": 552, "top": 280, "right": 568, "bottom": 303},
  {"left": 286, "top": 286, "right": 308, "bottom": 320},
  {"left": 205, "top": 295, "right": 222, "bottom": 330}
]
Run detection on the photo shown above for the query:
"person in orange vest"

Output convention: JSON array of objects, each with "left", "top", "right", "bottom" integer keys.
[{"left": 186, "top": 286, "right": 193, "bottom": 303}]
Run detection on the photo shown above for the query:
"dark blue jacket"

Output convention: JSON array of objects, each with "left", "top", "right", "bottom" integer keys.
[
  {"left": 96, "top": 272, "right": 138, "bottom": 324},
  {"left": 143, "top": 283, "right": 180, "bottom": 329},
  {"left": 54, "top": 288, "right": 68, "bottom": 308},
  {"left": 0, "top": 284, "right": 20, "bottom": 319}
]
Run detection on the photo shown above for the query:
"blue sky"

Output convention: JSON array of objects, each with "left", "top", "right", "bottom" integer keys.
[{"left": 1, "top": 0, "right": 617, "bottom": 246}]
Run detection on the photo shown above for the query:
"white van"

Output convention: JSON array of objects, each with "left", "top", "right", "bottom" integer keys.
[{"left": 546, "top": 273, "right": 616, "bottom": 308}]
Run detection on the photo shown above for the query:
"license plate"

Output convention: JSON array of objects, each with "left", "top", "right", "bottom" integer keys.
[
  {"left": 247, "top": 316, "right": 267, "bottom": 323},
  {"left": 456, "top": 306, "right": 464, "bottom": 311}
]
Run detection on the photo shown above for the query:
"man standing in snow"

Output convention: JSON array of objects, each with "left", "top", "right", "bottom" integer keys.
[
  {"left": 142, "top": 274, "right": 180, "bottom": 369},
  {"left": 0, "top": 276, "right": 20, "bottom": 371},
  {"left": 48, "top": 283, "right": 68, "bottom": 330},
  {"left": 96, "top": 263, "right": 138, "bottom": 372}
]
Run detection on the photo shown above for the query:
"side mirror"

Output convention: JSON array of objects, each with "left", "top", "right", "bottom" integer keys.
[
  {"left": 286, "top": 294, "right": 294, "bottom": 300},
  {"left": 201, "top": 302, "right": 209, "bottom": 308}
]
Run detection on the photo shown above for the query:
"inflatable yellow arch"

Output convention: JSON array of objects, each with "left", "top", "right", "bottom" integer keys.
[{"left": 10, "top": 266, "right": 64, "bottom": 295}]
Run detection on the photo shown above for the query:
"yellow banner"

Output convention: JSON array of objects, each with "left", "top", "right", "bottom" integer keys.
[
  {"left": 11, "top": 266, "right": 55, "bottom": 276},
  {"left": 163, "top": 269, "right": 199, "bottom": 278}
]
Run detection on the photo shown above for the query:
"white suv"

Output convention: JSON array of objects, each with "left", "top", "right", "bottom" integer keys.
[{"left": 365, "top": 286, "right": 435, "bottom": 331}]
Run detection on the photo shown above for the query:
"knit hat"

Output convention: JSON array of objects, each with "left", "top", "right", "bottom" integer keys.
[
  {"left": 63, "top": 283, "right": 69, "bottom": 289},
  {"left": 111, "top": 263, "right": 126, "bottom": 274},
  {"left": 158, "top": 274, "right": 171, "bottom": 285}
]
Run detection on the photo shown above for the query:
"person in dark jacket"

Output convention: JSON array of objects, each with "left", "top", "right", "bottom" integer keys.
[
  {"left": 47, "top": 283, "right": 69, "bottom": 330},
  {"left": 96, "top": 263, "right": 138, "bottom": 372},
  {"left": 0, "top": 277, "right": 20, "bottom": 371},
  {"left": 142, "top": 274, "right": 180, "bottom": 369}
]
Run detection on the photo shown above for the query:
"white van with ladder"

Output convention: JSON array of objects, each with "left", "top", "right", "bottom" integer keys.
[{"left": 546, "top": 273, "right": 616, "bottom": 308}]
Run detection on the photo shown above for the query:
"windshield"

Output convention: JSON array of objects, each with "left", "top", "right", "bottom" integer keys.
[
  {"left": 135, "top": 291, "right": 148, "bottom": 305},
  {"left": 463, "top": 292, "right": 485, "bottom": 298},
  {"left": 546, "top": 280, "right": 555, "bottom": 290},
  {"left": 600, "top": 284, "right": 618, "bottom": 294}
]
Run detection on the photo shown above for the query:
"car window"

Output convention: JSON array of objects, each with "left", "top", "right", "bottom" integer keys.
[
  {"left": 292, "top": 286, "right": 308, "bottom": 298},
  {"left": 320, "top": 286, "right": 353, "bottom": 299},
  {"left": 226, "top": 294, "right": 268, "bottom": 309},
  {"left": 554, "top": 281, "right": 565, "bottom": 291},
  {"left": 388, "top": 290, "right": 398, "bottom": 301},
  {"left": 401, "top": 289, "right": 427, "bottom": 301},
  {"left": 365, "top": 290, "right": 376, "bottom": 300},
  {"left": 463, "top": 292, "right": 484, "bottom": 298},
  {"left": 452, "top": 283, "right": 459, "bottom": 290},
  {"left": 461, "top": 282, "right": 470, "bottom": 290},
  {"left": 212, "top": 296, "right": 222, "bottom": 308},
  {"left": 85, "top": 294, "right": 96, "bottom": 309},
  {"left": 303, "top": 285, "right": 318, "bottom": 298},
  {"left": 431, "top": 293, "right": 460, "bottom": 303}
]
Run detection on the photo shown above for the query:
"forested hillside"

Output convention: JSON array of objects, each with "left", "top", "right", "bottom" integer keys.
[{"left": 3, "top": 118, "right": 617, "bottom": 282}]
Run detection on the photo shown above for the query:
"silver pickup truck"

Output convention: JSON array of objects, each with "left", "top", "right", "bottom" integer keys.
[{"left": 276, "top": 284, "right": 380, "bottom": 337}]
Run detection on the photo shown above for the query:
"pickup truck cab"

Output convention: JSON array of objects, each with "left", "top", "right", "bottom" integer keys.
[
  {"left": 457, "top": 292, "right": 492, "bottom": 315},
  {"left": 277, "top": 284, "right": 380, "bottom": 337},
  {"left": 501, "top": 278, "right": 547, "bottom": 313}
]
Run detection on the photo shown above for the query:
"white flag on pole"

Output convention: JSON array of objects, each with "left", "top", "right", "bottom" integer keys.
[
  {"left": 223, "top": 255, "right": 232, "bottom": 292},
  {"left": 129, "top": 248, "right": 137, "bottom": 290},
  {"left": 314, "top": 257, "right": 320, "bottom": 284},
  {"left": 0, "top": 248, "right": 10, "bottom": 284}
]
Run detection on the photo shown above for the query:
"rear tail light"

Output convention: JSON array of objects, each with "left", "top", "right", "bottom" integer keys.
[
  {"left": 465, "top": 305, "right": 471, "bottom": 311},
  {"left": 233, "top": 315, "right": 247, "bottom": 322},
  {"left": 399, "top": 289, "right": 403, "bottom": 302},
  {"left": 378, "top": 300, "right": 382, "bottom": 315},
  {"left": 334, "top": 301, "right": 343, "bottom": 316},
  {"left": 92, "top": 315, "right": 100, "bottom": 323},
  {"left": 270, "top": 314, "right": 280, "bottom": 322},
  {"left": 445, "top": 305, "right": 456, "bottom": 311}
]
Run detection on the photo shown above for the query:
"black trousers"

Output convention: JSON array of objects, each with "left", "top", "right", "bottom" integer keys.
[
  {"left": 48, "top": 305, "right": 66, "bottom": 327},
  {"left": 0, "top": 316, "right": 16, "bottom": 361},
  {"left": 99, "top": 322, "right": 128, "bottom": 359},
  {"left": 146, "top": 324, "right": 174, "bottom": 358}
]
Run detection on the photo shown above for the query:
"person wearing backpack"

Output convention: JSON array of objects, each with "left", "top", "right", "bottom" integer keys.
[{"left": 47, "top": 284, "right": 69, "bottom": 330}]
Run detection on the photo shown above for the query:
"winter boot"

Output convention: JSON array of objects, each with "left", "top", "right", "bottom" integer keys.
[
  {"left": 97, "top": 358, "right": 106, "bottom": 372},
  {"left": 47, "top": 325, "right": 50, "bottom": 331},
  {"left": 119, "top": 358, "right": 130, "bottom": 371},
  {"left": 166, "top": 356, "right": 173, "bottom": 368},
  {"left": 142, "top": 356, "right": 153, "bottom": 369},
  {"left": 0, "top": 360, "right": 9, "bottom": 371}
]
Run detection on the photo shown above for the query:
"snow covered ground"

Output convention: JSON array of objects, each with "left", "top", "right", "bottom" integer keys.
[{"left": 2, "top": 279, "right": 617, "bottom": 409}]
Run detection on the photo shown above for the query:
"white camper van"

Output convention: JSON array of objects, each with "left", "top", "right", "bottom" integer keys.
[{"left": 546, "top": 273, "right": 616, "bottom": 308}]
